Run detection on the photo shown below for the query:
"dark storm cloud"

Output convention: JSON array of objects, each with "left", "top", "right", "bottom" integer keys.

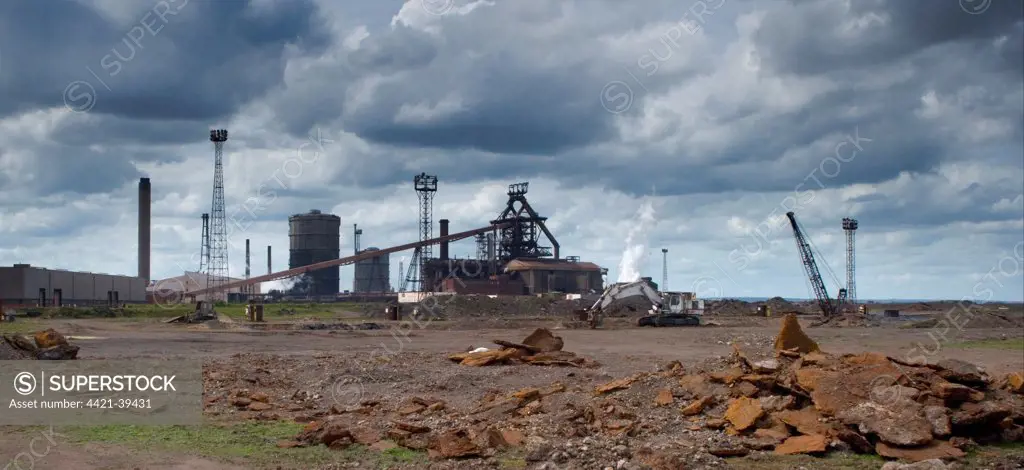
[
  {"left": 754, "top": 0, "right": 1023, "bottom": 76},
  {"left": 298, "top": 0, "right": 1020, "bottom": 206},
  {"left": 0, "top": 0, "right": 330, "bottom": 121}
]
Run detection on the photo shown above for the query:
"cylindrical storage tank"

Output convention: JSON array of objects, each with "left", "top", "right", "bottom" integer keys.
[
  {"left": 353, "top": 247, "right": 391, "bottom": 293},
  {"left": 288, "top": 210, "right": 341, "bottom": 296}
]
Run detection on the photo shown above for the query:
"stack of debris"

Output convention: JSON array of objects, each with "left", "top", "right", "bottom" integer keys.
[
  {"left": 1, "top": 328, "right": 79, "bottom": 360},
  {"left": 276, "top": 315, "right": 1021, "bottom": 467},
  {"left": 647, "top": 314, "right": 1024, "bottom": 462},
  {"left": 447, "top": 328, "right": 598, "bottom": 368}
]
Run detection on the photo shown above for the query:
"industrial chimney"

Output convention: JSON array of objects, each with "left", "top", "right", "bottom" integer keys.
[
  {"left": 439, "top": 219, "right": 450, "bottom": 260},
  {"left": 138, "top": 177, "right": 151, "bottom": 283},
  {"left": 245, "top": 239, "right": 251, "bottom": 278},
  {"left": 267, "top": 245, "right": 272, "bottom": 275}
]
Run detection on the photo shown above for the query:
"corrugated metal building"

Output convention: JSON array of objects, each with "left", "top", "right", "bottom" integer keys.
[
  {"left": 504, "top": 259, "right": 603, "bottom": 294},
  {"left": 148, "top": 272, "right": 260, "bottom": 303},
  {"left": 0, "top": 264, "right": 147, "bottom": 306}
]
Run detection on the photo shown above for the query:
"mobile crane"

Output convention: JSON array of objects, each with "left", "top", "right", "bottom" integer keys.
[
  {"left": 579, "top": 279, "right": 704, "bottom": 328},
  {"left": 785, "top": 211, "right": 847, "bottom": 321}
]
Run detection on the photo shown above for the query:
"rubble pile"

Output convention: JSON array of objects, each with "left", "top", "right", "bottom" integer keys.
[
  {"left": 210, "top": 314, "right": 1021, "bottom": 468},
  {"left": 447, "top": 328, "right": 599, "bottom": 368},
  {"left": 0, "top": 328, "right": 79, "bottom": 360}
]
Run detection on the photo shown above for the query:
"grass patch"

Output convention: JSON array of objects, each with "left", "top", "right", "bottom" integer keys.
[
  {"left": 217, "top": 302, "right": 381, "bottom": 321},
  {"left": 728, "top": 451, "right": 882, "bottom": 470},
  {"left": 0, "top": 319, "right": 48, "bottom": 334},
  {"left": 61, "top": 421, "right": 426, "bottom": 468},
  {"left": 950, "top": 338, "right": 1024, "bottom": 351}
]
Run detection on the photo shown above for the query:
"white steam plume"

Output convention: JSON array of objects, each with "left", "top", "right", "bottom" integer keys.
[{"left": 616, "top": 199, "right": 657, "bottom": 283}]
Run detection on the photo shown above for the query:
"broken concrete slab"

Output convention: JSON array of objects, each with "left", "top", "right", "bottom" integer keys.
[
  {"left": 774, "top": 434, "right": 828, "bottom": 455},
  {"left": 725, "top": 397, "right": 764, "bottom": 431},
  {"left": 874, "top": 440, "right": 965, "bottom": 462},
  {"left": 837, "top": 401, "right": 934, "bottom": 447}
]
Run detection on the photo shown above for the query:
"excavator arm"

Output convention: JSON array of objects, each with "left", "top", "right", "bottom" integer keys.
[{"left": 588, "top": 280, "right": 663, "bottom": 313}]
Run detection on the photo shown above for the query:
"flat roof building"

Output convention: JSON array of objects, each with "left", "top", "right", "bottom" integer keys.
[
  {"left": 0, "top": 264, "right": 146, "bottom": 306},
  {"left": 504, "top": 258, "right": 604, "bottom": 294}
]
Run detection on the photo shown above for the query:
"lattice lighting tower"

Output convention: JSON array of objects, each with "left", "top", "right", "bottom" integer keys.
[
  {"left": 207, "top": 129, "right": 230, "bottom": 299},
  {"left": 198, "top": 213, "right": 210, "bottom": 273},
  {"left": 409, "top": 173, "right": 437, "bottom": 291},
  {"left": 842, "top": 217, "right": 859, "bottom": 305},
  {"left": 661, "top": 248, "right": 668, "bottom": 291}
]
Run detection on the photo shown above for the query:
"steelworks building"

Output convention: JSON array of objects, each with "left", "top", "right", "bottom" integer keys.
[{"left": 0, "top": 264, "right": 147, "bottom": 306}]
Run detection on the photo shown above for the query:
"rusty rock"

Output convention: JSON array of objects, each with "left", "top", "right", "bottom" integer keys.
[
  {"left": 875, "top": 440, "right": 965, "bottom": 462},
  {"left": 248, "top": 402, "right": 272, "bottom": 412},
  {"left": 932, "top": 381, "right": 983, "bottom": 403},
  {"left": 517, "top": 400, "right": 543, "bottom": 416},
  {"left": 399, "top": 403, "right": 427, "bottom": 415},
  {"left": 432, "top": 430, "right": 481, "bottom": 459},
  {"left": 923, "top": 406, "right": 951, "bottom": 437},
  {"left": 742, "top": 374, "right": 777, "bottom": 390},
  {"left": 725, "top": 397, "right": 764, "bottom": 431},
  {"left": 933, "top": 359, "right": 988, "bottom": 386},
  {"left": 775, "top": 408, "right": 833, "bottom": 436},
  {"left": 795, "top": 368, "right": 826, "bottom": 392},
  {"left": 710, "top": 367, "right": 746, "bottom": 385},
  {"left": 951, "top": 401, "right": 1012, "bottom": 428},
  {"left": 654, "top": 389, "right": 674, "bottom": 406},
  {"left": 773, "top": 314, "right": 820, "bottom": 353},
  {"left": 705, "top": 418, "right": 727, "bottom": 429},
  {"left": 837, "top": 401, "right": 934, "bottom": 447},
  {"left": 751, "top": 359, "right": 780, "bottom": 374},
  {"left": 249, "top": 392, "right": 269, "bottom": 403},
  {"left": 843, "top": 352, "right": 891, "bottom": 366},
  {"left": 835, "top": 428, "right": 873, "bottom": 454},
  {"left": 678, "top": 375, "right": 711, "bottom": 396},
  {"left": 681, "top": 396, "right": 714, "bottom": 416},
  {"left": 321, "top": 423, "right": 352, "bottom": 446},
  {"left": 596, "top": 374, "right": 644, "bottom": 394},
  {"left": 34, "top": 329, "right": 68, "bottom": 349},
  {"left": 1006, "top": 372, "right": 1024, "bottom": 394},
  {"left": 760, "top": 395, "right": 797, "bottom": 412},
  {"left": 393, "top": 421, "right": 430, "bottom": 434},
  {"left": 500, "top": 429, "right": 525, "bottom": 446},
  {"left": 351, "top": 427, "right": 383, "bottom": 445},
  {"left": 731, "top": 381, "right": 759, "bottom": 398},
  {"left": 520, "top": 328, "right": 564, "bottom": 352},
  {"left": 231, "top": 397, "right": 252, "bottom": 407},
  {"left": 774, "top": 434, "right": 828, "bottom": 455},
  {"left": 708, "top": 446, "right": 750, "bottom": 458},
  {"left": 801, "top": 351, "right": 834, "bottom": 367}
]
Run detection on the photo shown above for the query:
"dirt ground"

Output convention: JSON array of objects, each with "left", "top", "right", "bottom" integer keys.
[{"left": 2, "top": 302, "right": 1023, "bottom": 470}]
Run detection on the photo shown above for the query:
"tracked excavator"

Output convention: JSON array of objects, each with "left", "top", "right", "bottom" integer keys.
[{"left": 580, "top": 280, "right": 704, "bottom": 328}]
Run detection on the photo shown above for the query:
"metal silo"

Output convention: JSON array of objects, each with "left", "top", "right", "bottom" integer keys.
[
  {"left": 354, "top": 247, "right": 390, "bottom": 293},
  {"left": 288, "top": 210, "right": 341, "bottom": 296}
]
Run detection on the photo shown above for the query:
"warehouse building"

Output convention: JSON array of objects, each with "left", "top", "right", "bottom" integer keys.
[
  {"left": 0, "top": 264, "right": 147, "bottom": 306},
  {"left": 504, "top": 258, "right": 604, "bottom": 294}
]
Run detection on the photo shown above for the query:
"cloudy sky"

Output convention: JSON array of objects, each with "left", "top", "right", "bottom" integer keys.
[{"left": 1, "top": 0, "right": 1022, "bottom": 301}]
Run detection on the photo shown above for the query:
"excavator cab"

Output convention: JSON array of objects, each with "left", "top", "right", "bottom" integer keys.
[{"left": 664, "top": 293, "right": 683, "bottom": 314}]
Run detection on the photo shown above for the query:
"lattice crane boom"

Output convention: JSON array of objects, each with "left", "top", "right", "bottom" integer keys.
[{"left": 786, "top": 211, "right": 843, "bottom": 318}]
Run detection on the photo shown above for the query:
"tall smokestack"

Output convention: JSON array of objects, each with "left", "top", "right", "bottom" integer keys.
[
  {"left": 245, "top": 239, "right": 251, "bottom": 279},
  {"left": 267, "top": 246, "right": 272, "bottom": 275},
  {"left": 138, "top": 177, "right": 151, "bottom": 283},
  {"left": 439, "top": 219, "right": 450, "bottom": 260}
]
